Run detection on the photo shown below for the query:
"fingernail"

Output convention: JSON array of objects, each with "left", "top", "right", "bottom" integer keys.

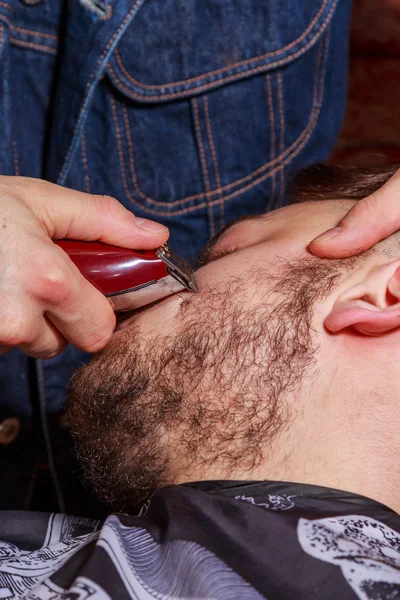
[
  {"left": 312, "top": 226, "right": 343, "bottom": 243},
  {"left": 135, "top": 217, "right": 169, "bottom": 233}
]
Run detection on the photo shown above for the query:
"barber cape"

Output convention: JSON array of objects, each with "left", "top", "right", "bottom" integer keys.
[{"left": 0, "top": 481, "right": 399, "bottom": 600}]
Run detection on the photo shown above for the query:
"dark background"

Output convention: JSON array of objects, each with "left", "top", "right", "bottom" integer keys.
[{"left": 331, "top": 0, "right": 400, "bottom": 166}]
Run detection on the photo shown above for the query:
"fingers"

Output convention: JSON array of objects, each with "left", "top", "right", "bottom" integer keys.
[
  {"left": 309, "top": 169, "right": 400, "bottom": 258},
  {"left": 17, "top": 318, "right": 68, "bottom": 359},
  {"left": 33, "top": 247, "right": 117, "bottom": 353},
  {"left": 0, "top": 176, "right": 166, "bottom": 359},
  {"left": 0, "top": 240, "right": 115, "bottom": 358},
  {"left": 0, "top": 270, "right": 114, "bottom": 358},
  {"left": 0, "top": 311, "right": 67, "bottom": 359},
  {"left": 1, "top": 271, "right": 115, "bottom": 357},
  {"left": 17, "top": 178, "right": 170, "bottom": 249},
  {"left": 47, "top": 276, "right": 116, "bottom": 354}
]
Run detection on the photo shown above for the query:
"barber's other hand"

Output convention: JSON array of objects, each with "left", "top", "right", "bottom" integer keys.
[
  {"left": 309, "top": 167, "right": 400, "bottom": 258},
  {"left": 0, "top": 176, "right": 169, "bottom": 358}
]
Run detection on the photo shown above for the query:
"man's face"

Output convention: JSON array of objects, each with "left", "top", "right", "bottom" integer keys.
[{"left": 68, "top": 200, "right": 355, "bottom": 511}]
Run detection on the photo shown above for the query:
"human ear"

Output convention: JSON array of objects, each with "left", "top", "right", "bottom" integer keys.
[{"left": 325, "top": 260, "right": 400, "bottom": 336}]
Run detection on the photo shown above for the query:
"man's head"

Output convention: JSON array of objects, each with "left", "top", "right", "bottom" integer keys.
[{"left": 68, "top": 164, "right": 400, "bottom": 512}]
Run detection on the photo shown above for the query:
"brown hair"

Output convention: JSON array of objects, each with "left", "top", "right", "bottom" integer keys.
[{"left": 290, "top": 163, "right": 398, "bottom": 203}]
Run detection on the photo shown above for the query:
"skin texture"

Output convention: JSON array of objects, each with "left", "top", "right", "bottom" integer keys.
[
  {"left": 68, "top": 200, "right": 400, "bottom": 514},
  {"left": 0, "top": 176, "right": 168, "bottom": 357}
]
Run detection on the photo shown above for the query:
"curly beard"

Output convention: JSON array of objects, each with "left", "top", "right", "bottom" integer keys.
[{"left": 67, "top": 259, "right": 339, "bottom": 513}]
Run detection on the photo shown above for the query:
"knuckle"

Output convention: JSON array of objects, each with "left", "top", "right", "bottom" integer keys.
[
  {"left": 31, "top": 341, "right": 67, "bottom": 360},
  {"left": 34, "top": 261, "right": 70, "bottom": 304},
  {"left": 360, "top": 195, "right": 378, "bottom": 213},
  {"left": 1, "top": 321, "right": 36, "bottom": 347},
  {"left": 93, "top": 194, "right": 122, "bottom": 218}
]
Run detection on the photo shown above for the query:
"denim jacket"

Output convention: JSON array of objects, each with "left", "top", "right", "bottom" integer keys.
[{"left": 0, "top": 0, "right": 351, "bottom": 512}]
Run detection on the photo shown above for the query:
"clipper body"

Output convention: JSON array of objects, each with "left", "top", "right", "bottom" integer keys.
[{"left": 55, "top": 240, "right": 198, "bottom": 311}]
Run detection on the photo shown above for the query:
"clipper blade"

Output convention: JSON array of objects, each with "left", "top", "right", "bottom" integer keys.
[{"left": 156, "top": 244, "right": 198, "bottom": 293}]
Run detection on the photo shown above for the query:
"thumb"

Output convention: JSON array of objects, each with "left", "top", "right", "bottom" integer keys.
[
  {"left": 309, "top": 169, "right": 400, "bottom": 258},
  {"left": 26, "top": 178, "right": 169, "bottom": 249}
]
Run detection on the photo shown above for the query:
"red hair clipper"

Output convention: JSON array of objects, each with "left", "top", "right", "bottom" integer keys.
[{"left": 55, "top": 240, "right": 198, "bottom": 312}]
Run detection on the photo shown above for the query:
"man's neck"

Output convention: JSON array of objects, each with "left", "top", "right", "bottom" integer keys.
[
  {"left": 248, "top": 385, "right": 400, "bottom": 514},
  {"left": 177, "top": 369, "right": 400, "bottom": 513}
]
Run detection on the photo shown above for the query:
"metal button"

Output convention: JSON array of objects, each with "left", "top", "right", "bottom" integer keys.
[{"left": 0, "top": 418, "right": 20, "bottom": 445}]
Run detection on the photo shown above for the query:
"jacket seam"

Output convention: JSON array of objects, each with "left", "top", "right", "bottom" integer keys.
[
  {"left": 276, "top": 71, "right": 286, "bottom": 207},
  {"left": 265, "top": 74, "right": 276, "bottom": 209},
  {"left": 204, "top": 95, "right": 224, "bottom": 230},
  {"left": 111, "top": 0, "right": 334, "bottom": 93},
  {"left": 12, "top": 25, "right": 58, "bottom": 40},
  {"left": 10, "top": 37, "right": 57, "bottom": 55},
  {"left": 58, "top": 0, "right": 145, "bottom": 185},
  {"left": 110, "top": 33, "right": 324, "bottom": 213},
  {"left": 81, "top": 133, "right": 91, "bottom": 193},
  {"left": 106, "top": 6, "right": 334, "bottom": 103},
  {"left": 108, "top": 29, "right": 329, "bottom": 216},
  {"left": 192, "top": 97, "right": 215, "bottom": 236},
  {"left": 12, "top": 140, "right": 20, "bottom": 176}
]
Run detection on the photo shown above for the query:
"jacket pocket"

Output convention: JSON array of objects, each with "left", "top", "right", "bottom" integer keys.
[{"left": 101, "top": 0, "right": 338, "bottom": 219}]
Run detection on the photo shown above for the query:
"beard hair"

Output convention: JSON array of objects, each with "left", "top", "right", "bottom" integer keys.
[{"left": 67, "top": 259, "right": 340, "bottom": 513}]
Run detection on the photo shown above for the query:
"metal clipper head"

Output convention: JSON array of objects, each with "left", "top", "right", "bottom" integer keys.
[{"left": 156, "top": 244, "right": 199, "bottom": 293}]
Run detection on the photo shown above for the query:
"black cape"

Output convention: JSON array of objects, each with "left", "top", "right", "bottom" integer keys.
[{"left": 0, "top": 480, "right": 399, "bottom": 599}]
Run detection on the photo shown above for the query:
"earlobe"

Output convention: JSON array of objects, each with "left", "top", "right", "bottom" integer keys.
[{"left": 325, "top": 263, "right": 400, "bottom": 336}]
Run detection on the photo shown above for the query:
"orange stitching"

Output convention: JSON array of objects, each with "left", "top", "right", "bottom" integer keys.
[
  {"left": 192, "top": 97, "right": 215, "bottom": 236},
  {"left": 313, "top": 31, "right": 324, "bottom": 107},
  {"left": 110, "top": 93, "right": 134, "bottom": 209},
  {"left": 111, "top": 92, "right": 193, "bottom": 214},
  {"left": 62, "top": 0, "right": 333, "bottom": 181},
  {"left": 276, "top": 71, "right": 285, "bottom": 205},
  {"left": 192, "top": 99, "right": 211, "bottom": 193},
  {"left": 122, "top": 98, "right": 188, "bottom": 206},
  {"left": 0, "top": 14, "right": 11, "bottom": 27},
  {"left": 318, "top": 28, "right": 331, "bottom": 107},
  {"left": 265, "top": 74, "right": 276, "bottom": 207},
  {"left": 81, "top": 133, "right": 90, "bottom": 193},
  {"left": 113, "top": 103, "right": 321, "bottom": 218},
  {"left": 111, "top": 78, "right": 319, "bottom": 208},
  {"left": 107, "top": 4, "right": 335, "bottom": 104},
  {"left": 216, "top": 34, "right": 330, "bottom": 210},
  {"left": 98, "top": 4, "right": 112, "bottom": 20},
  {"left": 113, "top": 0, "right": 333, "bottom": 91},
  {"left": 173, "top": 35, "right": 330, "bottom": 215},
  {"left": 84, "top": 0, "right": 142, "bottom": 97},
  {"left": 12, "top": 140, "right": 19, "bottom": 176},
  {"left": 60, "top": 0, "right": 143, "bottom": 181},
  {"left": 122, "top": 104, "right": 144, "bottom": 200},
  {"left": 11, "top": 25, "right": 58, "bottom": 40},
  {"left": 204, "top": 95, "right": 223, "bottom": 230},
  {"left": 109, "top": 33, "right": 328, "bottom": 216},
  {"left": 10, "top": 38, "right": 57, "bottom": 55},
  {"left": 131, "top": 111, "right": 320, "bottom": 217},
  {"left": 214, "top": 116, "right": 317, "bottom": 207}
]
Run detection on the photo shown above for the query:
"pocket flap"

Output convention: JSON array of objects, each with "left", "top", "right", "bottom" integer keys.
[{"left": 107, "top": 0, "right": 338, "bottom": 103}]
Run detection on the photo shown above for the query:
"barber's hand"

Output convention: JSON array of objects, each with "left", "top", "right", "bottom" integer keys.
[
  {"left": 0, "top": 176, "right": 169, "bottom": 358},
  {"left": 309, "top": 168, "right": 400, "bottom": 258}
]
